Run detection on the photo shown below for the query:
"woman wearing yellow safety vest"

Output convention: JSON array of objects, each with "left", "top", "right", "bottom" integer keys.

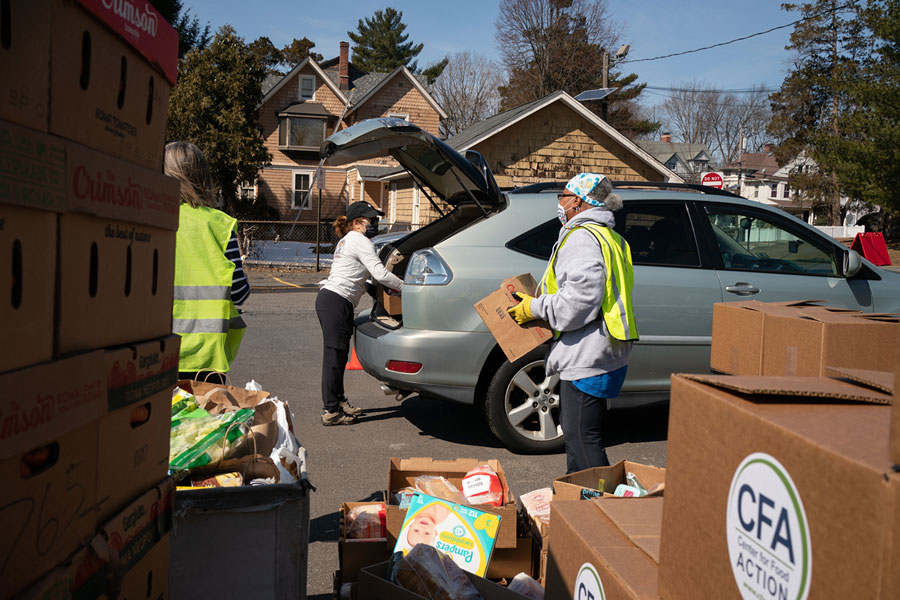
[
  {"left": 166, "top": 142, "right": 250, "bottom": 385},
  {"left": 507, "top": 173, "right": 638, "bottom": 473}
]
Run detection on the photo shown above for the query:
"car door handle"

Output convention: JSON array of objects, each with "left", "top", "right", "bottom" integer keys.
[{"left": 725, "top": 283, "right": 760, "bottom": 296}]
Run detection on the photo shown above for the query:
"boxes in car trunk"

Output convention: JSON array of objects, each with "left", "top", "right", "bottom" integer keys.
[
  {"left": 386, "top": 457, "right": 519, "bottom": 548},
  {"left": 474, "top": 274, "right": 552, "bottom": 362},
  {"left": 658, "top": 373, "right": 900, "bottom": 600}
]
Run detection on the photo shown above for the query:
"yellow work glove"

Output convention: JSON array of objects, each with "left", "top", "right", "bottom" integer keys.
[{"left": 507, "top": 293, "right": 535, "bottom": 325}]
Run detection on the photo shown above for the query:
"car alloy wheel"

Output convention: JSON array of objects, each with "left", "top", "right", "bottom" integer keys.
[{"left": 485, "top": 347, "right": 565, "bottom": 454}]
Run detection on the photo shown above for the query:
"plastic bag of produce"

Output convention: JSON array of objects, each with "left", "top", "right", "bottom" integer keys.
[{"left": 169, "top": 408, "right": 255, "bottom": 475}]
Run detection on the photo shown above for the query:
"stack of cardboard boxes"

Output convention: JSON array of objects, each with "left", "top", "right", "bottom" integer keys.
[
  {"left": 1, "top": 1, "right": 180, "bottom": 597},
  {"left": 538, "top": 300, "right": 899, "bottom": 599}
]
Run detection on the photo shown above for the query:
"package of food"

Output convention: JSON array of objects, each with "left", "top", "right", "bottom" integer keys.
[
  {"left": 169, "top": 408, "right": 255, "bottom": 474},
  {"left": 171, "top": 386, "right": 204, "bottom": 419},
  {"left": 461, "top": 464, "right": 503, "bottom": 507},
  {"left": 394, "top": 486, "right": 418, "bottom": 508},
  {"left": 519, "top": 487, "right": 552, "bottom": 523},
  {"left": 391, "top": 544, "right": 485, "bottom": 600},
  {"left": 414, "top": 475, "right": 467, "bottom": 505},
  {"left": 346, "top": 504, "right": 386, "bottom": 540},
  {"left": 176, "top": 472, "right": 243, "bottom": 490}
]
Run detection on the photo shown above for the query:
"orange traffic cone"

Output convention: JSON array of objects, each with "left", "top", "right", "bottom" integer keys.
[{"left": 346, "top": 346, "right": 363, "bottom": 370}]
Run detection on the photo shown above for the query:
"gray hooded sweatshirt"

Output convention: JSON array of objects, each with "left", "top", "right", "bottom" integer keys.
[{"left": 529, "top": 207, "right": 633, "bottom": 381}]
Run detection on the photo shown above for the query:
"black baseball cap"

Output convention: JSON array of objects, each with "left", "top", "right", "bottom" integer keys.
[{"left": 346, "top": 201, "right": 384, "bottom": 222}]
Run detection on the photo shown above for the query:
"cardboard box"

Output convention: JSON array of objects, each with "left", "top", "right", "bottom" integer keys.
[
  {"left": 0, "top": 350, "right": 105, "bottom": 459},
  {"left": 76, "top": 0, "right": 179, "bottom": 87},
  {"left": 96, "top": 335, "right": 179, "bottom": 522},
  {"left": 58, "top": 213, "right": 176, "bottom": 354},
  {"left": 658, "top": 373, "right": 900, "bottom": 600},
  {"left": 710, "top": 300, "right": 829, "bottom": 375},
  {"left": 552, "top": 460, "right": 665, "bottom": 500},
  {"left": 0, "top": 204, "right": 57, "bottom": 373},
  {"left": 892, "top": 332, "right": 900, "bottom": 465},
  {"left": 19, "top": 479, "right": 174, "bottom": 600},
  {"left": 474, "top": 274, "right": 552, "bottom": 362},
  {"left": 386, "top": 458, "right": 519, "bottom": 548},
  {"left": 340, "top": 502, "right": 389, "bottom": 584},
  {"left": 485, "top": 532, "right": 536, "bottom": 579},
  {"left": 0, "top": 119, "right": 67, "bottom": 212},
  {"left": 358, "top": 561, "right": 530, "bottom": 600},
  {"left": 763, "top": 307, "right": 899, "bottom": 376},
  {"left": 0, "top": 0, "right": 50, "bottom": 130},
  {"left": 381, "top": 287, "right": 402, "bottom": 316},
  {"left": 545, "top": 497, "right": 662, "bottom": 600},
  {"left": 65, "top": 141, "right": 181, "bottom": 230},
  {"left": 0, "top": 422, "right": 100, "bottom": 597},
  {"left": 49, "top": 0, "right": 172, "bottom": 170}
]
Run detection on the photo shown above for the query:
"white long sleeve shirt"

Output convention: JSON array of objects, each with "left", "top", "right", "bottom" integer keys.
[{"left": 322, "top": 230, "right": 403, "bottom": 306}]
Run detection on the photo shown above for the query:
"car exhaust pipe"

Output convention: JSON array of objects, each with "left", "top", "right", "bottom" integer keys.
[{"left": 380, "top": 384, "right": 413, "bottom": 402}]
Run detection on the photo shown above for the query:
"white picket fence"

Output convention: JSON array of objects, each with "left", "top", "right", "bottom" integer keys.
[{"left": 814, "top": 225, "right": 865, "bottom": 240}]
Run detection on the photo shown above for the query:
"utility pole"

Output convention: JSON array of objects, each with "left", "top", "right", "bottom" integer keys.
[
  {"left": 601, "top": 49, "right": 609, "bottom": 122},
  {"left": 737, "top": 128, "right": 744, "bottom": 197}
]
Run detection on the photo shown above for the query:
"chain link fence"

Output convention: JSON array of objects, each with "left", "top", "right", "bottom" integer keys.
[{"left": 237, "top": 221, "right": 338, "bottom": 268}]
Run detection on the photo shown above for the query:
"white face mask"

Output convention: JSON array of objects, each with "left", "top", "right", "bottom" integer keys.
[{"left": 557, "top": 196, "right": 579, "bottom": 225}]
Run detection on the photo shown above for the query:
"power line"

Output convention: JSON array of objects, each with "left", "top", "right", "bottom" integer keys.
[
  {"left": 620, "top": 1, "right": 860, "bottom": 64},
  {"left": 643, "top": 85, "right": 778, "bottom": 94}
]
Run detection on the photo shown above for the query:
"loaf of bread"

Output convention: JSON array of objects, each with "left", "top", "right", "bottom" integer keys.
[
  {"left": 392, "top": 545, "right": 484, "bottom": 600},
  {"left": 414, "top": 475, "right": 468, "bottom": 505}
]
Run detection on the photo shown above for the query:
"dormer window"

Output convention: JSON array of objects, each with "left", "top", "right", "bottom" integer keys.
[
  {"left": 299, "top": 76, "right": 315, "bottom": 100},
  {"left": 279, "top": 117, "right": 326, "bottom": 149}
]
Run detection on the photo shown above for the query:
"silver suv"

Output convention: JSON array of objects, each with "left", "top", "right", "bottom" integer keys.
[{"left": 322, "top": 118, "right": 900, "bottom": 453}]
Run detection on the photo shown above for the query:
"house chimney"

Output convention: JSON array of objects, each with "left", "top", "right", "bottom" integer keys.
[
  {"left": 339, "top": 41, "right": 349, "bottom": 90},
  {"left": 661, "top": 132, "right": 672, "bottom": 143},
  {"left": 764, "top": 143, "right": 773, "bottom": 154}
]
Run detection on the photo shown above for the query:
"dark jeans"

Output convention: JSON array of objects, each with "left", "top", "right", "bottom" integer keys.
[
  {"left": 315, "top": 288, "right": 354, "bottom": 413},
  {"left": 178, "top": 371, "right": 227, "bottom": 385},
  {"left": 559, "top": 379, "right": 610, "bottom": 473}
]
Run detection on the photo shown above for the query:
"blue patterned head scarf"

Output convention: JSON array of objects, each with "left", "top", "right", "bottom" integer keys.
[{"left": 564, "top": 173, "right": 613, "bottom": 207}]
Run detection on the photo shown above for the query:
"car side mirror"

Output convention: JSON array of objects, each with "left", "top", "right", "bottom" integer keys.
[{"left": 843, "top": 249, "right": 861, "bottom": 278}]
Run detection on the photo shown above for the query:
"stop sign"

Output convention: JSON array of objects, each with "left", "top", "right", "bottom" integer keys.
[{"left": 701, "top": 171, "right": 724, "bottom": 189}]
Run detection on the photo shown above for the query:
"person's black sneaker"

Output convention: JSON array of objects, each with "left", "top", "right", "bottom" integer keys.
[
  {"left": 338, "top": 396, "right": 364, "bottom": 416},
  {"left": 321, "top": 409, "right": 358, "bottom": 426}
]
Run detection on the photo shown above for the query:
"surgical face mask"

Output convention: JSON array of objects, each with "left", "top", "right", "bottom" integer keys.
[{"left": 557, "top": 196, "right": 578, "bottom": 225}]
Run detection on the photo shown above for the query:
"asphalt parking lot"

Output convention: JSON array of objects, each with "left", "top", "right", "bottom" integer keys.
[{"left": 231, "top": 268, "right": 669, "bottom": 599}]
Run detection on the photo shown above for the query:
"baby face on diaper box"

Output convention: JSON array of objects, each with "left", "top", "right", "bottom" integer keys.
[{"left": 393, "top": 492, "right": 500, "bottom": 576}]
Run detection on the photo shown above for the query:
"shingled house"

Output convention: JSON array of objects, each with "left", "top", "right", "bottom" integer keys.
[
  {"left": 377, "top": 91, "right": 682, "bottom": 228},
  {"left": 251, "top": 42, "right": 446, "bottom": 221}
]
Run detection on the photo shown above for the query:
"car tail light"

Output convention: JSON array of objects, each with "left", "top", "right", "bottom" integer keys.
[
  {"left": 404, "top": 248, "right": 452, "bottom": 285},
  {"left": 386, "top": 360, "right": 422, "bottom": 374}
]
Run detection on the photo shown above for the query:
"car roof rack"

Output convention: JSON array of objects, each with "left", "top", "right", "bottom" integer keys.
[{"left": 509, "top": 180, "right": 742, "bottom": 199}]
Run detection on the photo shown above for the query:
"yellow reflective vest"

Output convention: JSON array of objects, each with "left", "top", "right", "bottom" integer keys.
[
  {"left": 540, "top": 222, "right": 639, "bottom": 341},
  {"left": 172, "top": 204, "right": 245, "bottom": 372}
]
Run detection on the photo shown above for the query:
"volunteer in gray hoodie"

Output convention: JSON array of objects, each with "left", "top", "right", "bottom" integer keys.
[{"left": 508, "top": 173, "right": 639, "bottom": 473}]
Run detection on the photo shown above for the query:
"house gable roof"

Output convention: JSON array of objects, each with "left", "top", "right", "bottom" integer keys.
[
  {"left": 259, "top": 57, "right": 349, "bottom": 108},
  {"left": 636, "top": 141, "right": 712, "bottom": 165},
  {"left": 344, "top": 65, "right": 448, "bottom": 119},
  {"left": 446, "top": 91, "right": 683, "bottom": 183},
  {"left": 723, "top": 152, "right": 780, "bottom": 174}
]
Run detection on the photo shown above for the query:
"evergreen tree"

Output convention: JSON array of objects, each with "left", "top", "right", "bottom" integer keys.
[
  {"left": 768, "top": 0, "right": 867, "bottom": 225},
  {"left": 167, "top": 26, "right": 271, "bottom": 216},
  {"left": 149, "top": 0, "right": 211, "bottom": 58},
  {"left": 815, "top": 0, "right": 900, "bottom": 213},
  {"left": 348, "top": 7, "right": 440, "bottom": 78}
]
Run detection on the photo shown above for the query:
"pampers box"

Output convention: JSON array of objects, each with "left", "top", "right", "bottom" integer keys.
[{"left": 394, "top": 493, "right": 500, "bottom": 577}]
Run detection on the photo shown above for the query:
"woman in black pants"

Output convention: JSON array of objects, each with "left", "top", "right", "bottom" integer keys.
[{"left": 316, "top": 201, "right": 404, "bottom": 425}]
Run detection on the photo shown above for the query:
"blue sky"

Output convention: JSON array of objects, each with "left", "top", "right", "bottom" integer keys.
[{"left": 185, "top": 1, "right": 797, "bottom": 104}]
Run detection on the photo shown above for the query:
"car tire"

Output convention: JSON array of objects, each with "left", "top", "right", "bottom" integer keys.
[{"left": 485, "top": 347, "right": 565, "bottom": 454}]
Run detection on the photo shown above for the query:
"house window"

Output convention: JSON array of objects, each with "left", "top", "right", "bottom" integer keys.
[
  {"left": 784, "top": 185, "right": 790, "bottom": 198},
  {"left": 299, "top": 76, "right": 315, "bottom": 100},
  {"left": 292, "top": 170, "right": 314, "bottom": 210},
  {"left": 239, "top": 181, "right": 256, "bottom": 201},
  {"left": 279, "top": 117, "right": 326, "bottom": 149}
]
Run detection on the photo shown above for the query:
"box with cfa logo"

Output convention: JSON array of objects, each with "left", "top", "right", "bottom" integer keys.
[
  {"left": 544, "top": 497, "right": 662, "bottom": 600},
  {"left": 658, "top": 373, "right": 900, "bottom": 600}
]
